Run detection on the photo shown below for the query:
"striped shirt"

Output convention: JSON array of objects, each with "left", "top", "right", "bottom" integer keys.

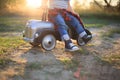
[{"left": 49, "top": 0, "right": 70, "bottom": 9}]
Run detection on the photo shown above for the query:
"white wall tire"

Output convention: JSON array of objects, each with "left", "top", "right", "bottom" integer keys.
[
  {"left": 77, "top": 36, "right": 85, "bottom": 46},
  {"left": 77, "top": 29, "right": 92, "bottom": 46},
  {"left": 41, "top": 34, "right": 56, "bottom": 51}
]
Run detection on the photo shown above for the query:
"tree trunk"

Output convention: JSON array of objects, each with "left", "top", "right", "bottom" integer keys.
[
  {"left": 104, "top": 0, "right": 111, "bottom": 7},
  {"left": 94, "top": 0, "right": 103, "bottom": 9},
  {"left": 117, "top": 0, "right": 120, "bottom": 11}
]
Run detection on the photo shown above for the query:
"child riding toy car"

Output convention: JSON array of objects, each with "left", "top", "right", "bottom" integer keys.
[
  {"left": 23, "top": 6, "right": 92, "bottom": 51},
  {"left": 23, "top": 19, "right": 92, "bottom": 51}
]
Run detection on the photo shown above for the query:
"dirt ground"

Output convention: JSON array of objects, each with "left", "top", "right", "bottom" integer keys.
[{"left": 0, "top": 24, "right": 120, "bottom": 80}]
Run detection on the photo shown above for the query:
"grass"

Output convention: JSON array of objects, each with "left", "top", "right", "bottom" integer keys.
[
  {"left": 0, "top": 16, "right": 41, "bottom": 67},
  {"left": 79, "top": 12, "right": 120, "bottom": 28},
  {"left": 0, "top": 16, "right": 41, "bottom": 54},
  {"left": 26, "top": 63, "right": 43, "bottom": 70},
  {"left": 59, "top": 57, "right": 79, "bottom": 70},
  {"left": 101, "top": 27, "right": 120, "bottom": 68},
  {"left": 0, "top": 16, "right": 39, "bottom": 32},
  {"left": 0, "top": 37, "right": 25, "bottom": 54},
  {"left": 102, "top": 54, "right": 120, "bottom": 69},
  {"left": 0, "top": 17, "right": 25, "bottom": 32},
  {"left": 0, "top": 37, "right": 26, "bottom": 66},
  {"left": 0, "top": 55, "right": 13, "bottom": 68},
  {"left": 103, "top": 28, "right": 120, "bottom": 38}
]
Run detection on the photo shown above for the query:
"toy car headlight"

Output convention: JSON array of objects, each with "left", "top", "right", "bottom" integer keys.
[
  {"left": 35, "top": 33, "right": 39, "bottom": 38},
  {"left": 22, "top": 30, "right": 25, "bottom": 37}
]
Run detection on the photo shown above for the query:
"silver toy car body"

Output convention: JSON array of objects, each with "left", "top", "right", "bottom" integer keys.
[
  {"left": 23, "top": 19, "right": 60, "bottom": 50},
  {"left": 23, "top": 19, "right": 92, "bottom": 50},
  {"left": 23, "top": 20, "right": 54, "bottom": 42}
]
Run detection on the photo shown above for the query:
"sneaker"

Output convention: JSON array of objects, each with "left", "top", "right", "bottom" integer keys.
[
  {"left": 82, "top": 35, "right": 92, "bottom": 44},
  {"left": 65, "top": 43, "right": 79, "bottom": 52}
]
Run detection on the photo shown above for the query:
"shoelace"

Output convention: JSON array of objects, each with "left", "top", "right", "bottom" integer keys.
[{"left": 69, "top": 43, "right": 75, "bottom": 48}]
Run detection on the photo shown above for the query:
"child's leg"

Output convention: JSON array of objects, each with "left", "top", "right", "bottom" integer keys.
[
  {"left": 66, "top": 13, "right": 87, "bottom": 37},
  {"left": 66, "top": 13, "right": 92, "bottom": 44},
  {"left": 54, "top": 13, "right": 79, "bottom": 51}
]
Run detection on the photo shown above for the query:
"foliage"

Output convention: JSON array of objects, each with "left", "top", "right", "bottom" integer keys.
[
  {"left": 94, "top": 0, "right": 120, "bottom": 12},
  {"left": 73, "top": 0, "right": 120, "bottom": 13},
  {"left": 0, "top": 0, "right": 25, "bottom": 9}
]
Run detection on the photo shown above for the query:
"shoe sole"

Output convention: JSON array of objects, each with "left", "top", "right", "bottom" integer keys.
[{"left": 65, "top": 48, "right": 79, "bottom": 52}]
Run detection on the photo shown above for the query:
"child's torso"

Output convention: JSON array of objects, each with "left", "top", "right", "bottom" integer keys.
[{"left": 49, "top": 0, "right": 69, "bottom": 9}]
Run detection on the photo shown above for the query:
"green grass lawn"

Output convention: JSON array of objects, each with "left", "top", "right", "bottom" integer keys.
[
  {"left": 0, "top": 16, "right": 28, "bottom": 32},
  {"left": 0, "top": 36, "right": 26, "bottom": 66},
  {"left": 0, "top": 16, "right": 42, "bottom": 53},
  {"left": 80, "top": 13, "right": 120, "bottom": 28},
  {"left": 0, "top": 16, "right": 29, "bottom": 55},
  {"left": 0, "top": 37, "right": 25, "bottom": 54}
]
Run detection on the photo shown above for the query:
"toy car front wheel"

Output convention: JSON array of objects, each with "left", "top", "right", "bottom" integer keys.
[{"left": 41, "top": 34, "right": 56, "bottom": 51}]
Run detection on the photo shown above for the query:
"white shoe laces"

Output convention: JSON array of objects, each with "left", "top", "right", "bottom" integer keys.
[{"left": 69, "top": 43, "right": 79, "bottom": 50}]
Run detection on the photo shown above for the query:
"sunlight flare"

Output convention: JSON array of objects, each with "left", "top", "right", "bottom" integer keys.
[{"left": 26, "top": 0, "right": 42, "bottom": 8}]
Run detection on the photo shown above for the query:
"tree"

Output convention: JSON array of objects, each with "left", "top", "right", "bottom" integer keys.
[
  {"left": 117, "top": 0, "right": 120, "bottom": 10},
  {"left": 104, "top": 0, "right": 112, "bottom": 7},
  {"left": 0, "top": 0, "right": 8, "bottom": 9},
  {"left": 94, "top": 0, "right": 120, "bottom": 12},
  {"left": 0, "top": 0, "right": 25, "bottom": 9}
]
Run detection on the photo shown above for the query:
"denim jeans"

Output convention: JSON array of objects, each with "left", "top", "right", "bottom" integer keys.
[{"left": 53, "top": 12, "right": 85, "bottom": 37}]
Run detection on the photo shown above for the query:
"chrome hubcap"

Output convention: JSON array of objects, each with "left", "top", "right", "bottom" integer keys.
[
  {"left": 77, "top": 36, "right": 85, "bottom": 46},
  {"left": 42, "top": 34, "right": 56, "bottom": 50}
]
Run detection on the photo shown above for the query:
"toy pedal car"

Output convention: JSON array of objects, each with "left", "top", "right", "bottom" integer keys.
[{"left": 23, "top": 19, "right": 92, "bottom": 51}]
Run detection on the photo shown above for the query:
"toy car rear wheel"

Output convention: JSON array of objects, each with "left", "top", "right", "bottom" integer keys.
[
  {"left": 77, "top": 29, "right": 92, "bottom": 46},
  {"left": 41, "top": 34, "right": 56, "bottom": 51},
  {"left": 77, "top": 36, "right": 85, "bottom": 46}
]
